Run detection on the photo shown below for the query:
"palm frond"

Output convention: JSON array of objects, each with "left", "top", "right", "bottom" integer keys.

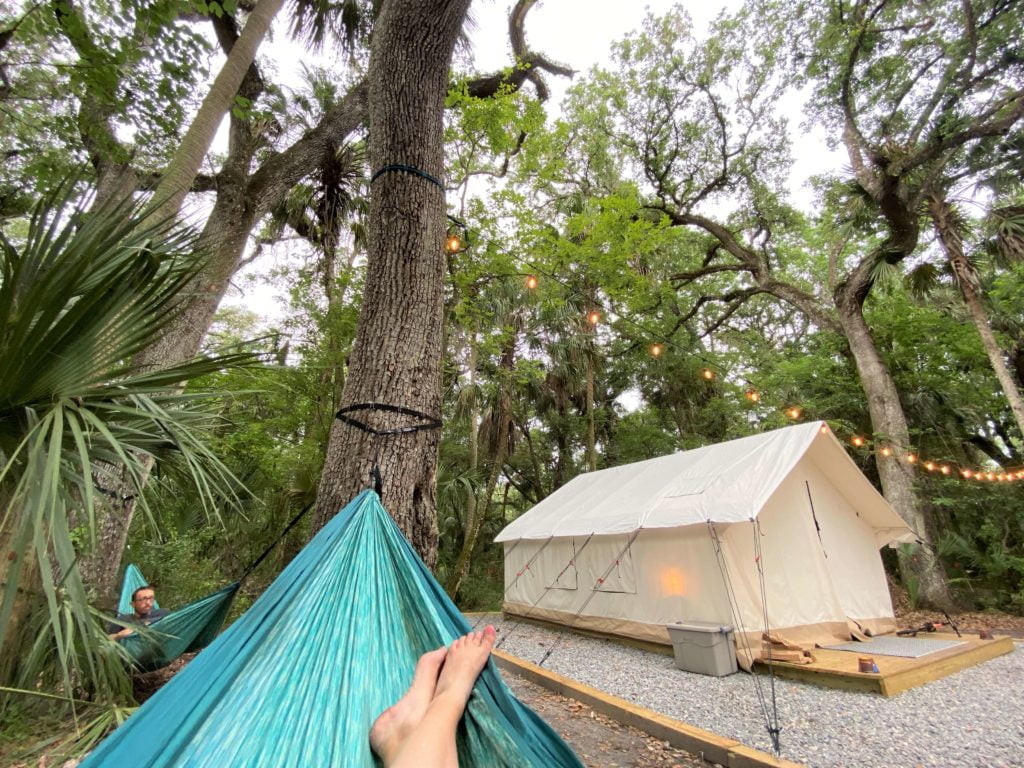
[{"left": 0, "top": 179, "right": 262, "bottom": 705}]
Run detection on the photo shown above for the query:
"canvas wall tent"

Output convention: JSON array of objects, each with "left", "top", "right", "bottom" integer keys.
[{"left": 495, "top": 422, "right": 916, "bottom": 665}]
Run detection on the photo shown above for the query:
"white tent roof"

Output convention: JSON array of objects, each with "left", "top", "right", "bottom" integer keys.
[{"left": 495, "top": 421, "right": 916, "bottom": 543}]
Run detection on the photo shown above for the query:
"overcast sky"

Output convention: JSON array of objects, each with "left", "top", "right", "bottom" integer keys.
[{"left": 228, "top": 1, "right": 841, "bottom": 322}]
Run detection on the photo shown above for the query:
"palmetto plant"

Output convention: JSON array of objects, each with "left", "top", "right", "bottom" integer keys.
[{"left": 0, "top": 182, "right": 258, "bottom": 709}]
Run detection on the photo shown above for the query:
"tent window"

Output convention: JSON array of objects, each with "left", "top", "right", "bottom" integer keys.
[
  {"left": 593, "top": 538, "right": 636, "bottom": 594},
  {"left": 548, "top": 539, "right": 578, "bottom": 590}
]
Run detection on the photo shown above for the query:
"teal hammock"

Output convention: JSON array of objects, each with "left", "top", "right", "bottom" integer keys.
[
  {"left": 82, "top": 490, "right": 583, "bottom": 767},
  {"left": 115, "top": 581, "right": 239, "bottom": 672}
]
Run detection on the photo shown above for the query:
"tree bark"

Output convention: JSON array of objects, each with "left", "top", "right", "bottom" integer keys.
[
  {"left": 929, "top": 197, "right": 1024, "bottom": 440},
  {"left": 148, "top": 0, "right": 286, "bottom": 223},
  {"left": 310, "top": 0, "right": 473, "bottom": 565},
  {"left": 833, "top": 292, "right": 953, "bottom": 610}
]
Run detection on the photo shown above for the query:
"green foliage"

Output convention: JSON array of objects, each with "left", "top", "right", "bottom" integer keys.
[{"left": 0, "top": 181, "right": 260, "bottom": 706}]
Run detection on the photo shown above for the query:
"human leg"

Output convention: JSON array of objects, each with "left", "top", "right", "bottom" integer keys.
[
  {"left": 369, "top": 645, "right": 448, "bottom": 765},
  {"left": 372, "top": 626, "right": 497, "bottom": 768}
]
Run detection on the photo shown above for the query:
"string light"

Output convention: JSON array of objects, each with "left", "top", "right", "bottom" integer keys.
[{"left": 438, "top": 223, "right": 1024, "bottom": 490}]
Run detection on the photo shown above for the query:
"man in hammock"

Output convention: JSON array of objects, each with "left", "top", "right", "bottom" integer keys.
[
  {"left": 107, "top": 585, "right": 169, "bottom": 640},
  {"left": 370, "top": 625, "right": 497, "bottom": 768}
]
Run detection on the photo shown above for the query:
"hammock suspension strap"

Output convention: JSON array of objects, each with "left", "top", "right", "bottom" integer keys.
[
  {"left": 239, "top": 500, "right": 317, "bottom": 583},
  {"left": 335, "top": 403, "right": 443, "bottom": 496}
]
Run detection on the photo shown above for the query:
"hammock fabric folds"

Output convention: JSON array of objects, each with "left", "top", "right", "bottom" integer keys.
[{"left": 83, "top": 490, "right": 583, "bottom": 767}]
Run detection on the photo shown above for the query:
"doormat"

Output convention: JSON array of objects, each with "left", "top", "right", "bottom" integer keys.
[{"left": 824, "top": 636, "right": 966, "bottom": 658}]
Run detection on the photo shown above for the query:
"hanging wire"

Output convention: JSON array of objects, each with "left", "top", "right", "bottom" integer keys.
[
  {"left": 706, "top": 520, "right": 781, "bottom": 757},
  {"left": 535, "top": 530, "right": 640, "bottom": 667},
  {"left": 494, "top": 533, "right": 595, "bottom": 651}
]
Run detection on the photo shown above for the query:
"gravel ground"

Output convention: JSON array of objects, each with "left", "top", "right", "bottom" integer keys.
[{"left": 477, "top": 614, "right": 1024, "bottom": 768}]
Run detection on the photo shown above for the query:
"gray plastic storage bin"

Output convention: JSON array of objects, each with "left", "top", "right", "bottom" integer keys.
[{"left": 666, "top": 621, "right": 738, "bottom": 676}]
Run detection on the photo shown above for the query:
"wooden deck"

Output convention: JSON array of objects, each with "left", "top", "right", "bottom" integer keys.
[
  {"left": 754, "top": 632, "right": 1015, "bottom": 696},
  {"left": 485, "top": 612, "right": 1016, "bottom": 697}
]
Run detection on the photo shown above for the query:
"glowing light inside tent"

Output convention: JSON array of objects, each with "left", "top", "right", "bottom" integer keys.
[{"left": 659, "top": 567, "right": 687, "bottom": 596}]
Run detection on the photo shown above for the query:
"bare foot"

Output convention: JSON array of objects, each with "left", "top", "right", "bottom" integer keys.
[
  {"left": 369, "top": 646, "right": 447, "bottom": 764},
  {"left": 432, "top": 626, "right": 497, "bottom": 712}
]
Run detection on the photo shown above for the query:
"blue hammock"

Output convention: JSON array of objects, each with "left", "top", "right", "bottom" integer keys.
[{"left": 82, "top": 490, "right": 583, "bottom": 767}]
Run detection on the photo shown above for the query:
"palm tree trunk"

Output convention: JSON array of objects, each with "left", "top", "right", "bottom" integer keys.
[
  {"left": 930, "top": 197, "right": 1024, "bottom": 439},
  {"left": 586, "top": 355, "right": 597, "bottom": 472},
  {"left": 464, "top": 333, "right": 479, "bottom": 535},
  {"left": 148, "top": 0, "right": 285, "bottom": 223},
  {"left": 447, "top": 334, "right": 513, "bottom": 599}
]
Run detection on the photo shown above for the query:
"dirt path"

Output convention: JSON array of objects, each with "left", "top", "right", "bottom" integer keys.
[{"left": 501, "top": 670, "right": 710, "bottom": 768}]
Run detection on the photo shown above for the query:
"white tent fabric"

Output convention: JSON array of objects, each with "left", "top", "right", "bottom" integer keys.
[
  {"left": 496, "top": 422, "right": 917, "bottom": 661},
  {"left": 495, "top": 421, "right": 915, "bottom": 543}
]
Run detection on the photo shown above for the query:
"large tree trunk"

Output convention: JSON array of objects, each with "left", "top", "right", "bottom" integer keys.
[
  {"left": 930, "top": 197, "right": 1024, "bottom": 439},
  {"left": 309, "top": 0, "right": 473, "bottom": 564},
  {"left": 834, "top": 295, "right": 953, "bottom": 610}
]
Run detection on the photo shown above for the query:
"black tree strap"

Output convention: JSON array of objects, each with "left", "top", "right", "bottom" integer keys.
[
  {"left": 239, "top": 500, "right": 317, "bottom": 583},
  {"left": 370, "top": 163, "right": 444, "bottom": 189},
  {"left": 335, "top": 403, "right": 443, "bottom": 496},
  {"left": 335, "top": 403, "right": 443, "bottom": 436}
]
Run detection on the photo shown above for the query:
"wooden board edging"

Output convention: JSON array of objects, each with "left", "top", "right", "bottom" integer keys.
[{"left": 493, "top": 649, "right": 803, "bottom": 768}]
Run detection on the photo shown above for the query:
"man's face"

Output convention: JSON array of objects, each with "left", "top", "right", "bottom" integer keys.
[{"left": 132, "top": 589, "right": 156, "bottom": 617}]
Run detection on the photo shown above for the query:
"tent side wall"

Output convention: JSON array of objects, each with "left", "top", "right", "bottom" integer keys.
[
  {"left": 503, "top": 527, "right": 731, "bottom": 644},
  {"left": 719, "top": 479, "right": 852, "bottom": 654},
  {"left": 802, "top": 456, "right": 898, "bottom": 636}
]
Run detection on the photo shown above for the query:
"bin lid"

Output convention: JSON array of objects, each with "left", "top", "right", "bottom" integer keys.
[{"left": 666, "top": 621, "right": 734, "bottom": 634}]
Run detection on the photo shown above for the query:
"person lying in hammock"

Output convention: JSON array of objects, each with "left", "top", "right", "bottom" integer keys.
[
  {"left": 107, "top": 585, "right": 169, "bottom": 640},
  {"left": 370, "top": 625, "right": 497, "bottom": 768}
]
